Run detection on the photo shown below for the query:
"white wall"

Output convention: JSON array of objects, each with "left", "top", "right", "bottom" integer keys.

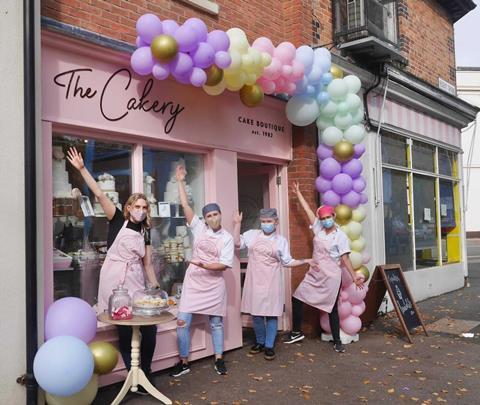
[
  {"left": 0, "top": 1, "right": 27, "bottom": 403},
  {"left": 457, "top": 69, "right": 480, "bottom": 234}
]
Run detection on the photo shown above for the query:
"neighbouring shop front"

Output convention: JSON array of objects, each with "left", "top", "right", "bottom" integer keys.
[{"left": 41, "top": 30, "right": 292, "bottom": 384}]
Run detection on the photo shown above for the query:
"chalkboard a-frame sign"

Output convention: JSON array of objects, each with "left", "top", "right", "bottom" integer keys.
[{"left": 361, "top": 264, "right": 428, "bottom": 343}]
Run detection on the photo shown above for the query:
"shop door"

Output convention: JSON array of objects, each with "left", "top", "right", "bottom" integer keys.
[{"left": 237, "top": 161, "right": 288, "bottom": 329}]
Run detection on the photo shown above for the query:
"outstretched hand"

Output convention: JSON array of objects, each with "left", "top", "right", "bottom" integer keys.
[
  {"left": 233, "top": 210, "right": 243, "bottom": 225},
  {"left": 66, "top": 147, "right": 84, "bottom": 171},
  {"left": 175, "top": 164, "right": 186, "bottom": 182},
  {"left": 292, "top": 181, "right": 301, "bottom": 197}
]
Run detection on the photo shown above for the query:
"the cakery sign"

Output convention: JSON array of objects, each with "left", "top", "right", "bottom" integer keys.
[{"left": 42, "top": 33, "right": 292, "bottom": 161}]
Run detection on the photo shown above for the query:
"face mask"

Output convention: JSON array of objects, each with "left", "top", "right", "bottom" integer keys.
[
  {"left": 131, "top": 209, "right": 146, "bottom": 222},
  {"left": 205, "top": 215, "right": 221, "bottom": 230},
  {"left": 321, "top": 218, "right": 335, "bottom": 229},
  {"left": 261, "top": 223, "right": 276, "bottom": 234}
]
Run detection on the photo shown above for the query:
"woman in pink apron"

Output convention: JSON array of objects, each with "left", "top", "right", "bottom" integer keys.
[
  {"left": 233, "top": 208, "right": 312, "bottom": 360},
  {"left": 285, "top": 182, "right": 364, "bottom": 353},
  {"left": 169, "top": 165, "right": 234, "bottom": 377},
  {"left": 67, "top": 147, "right": 160, "bottom": 393}
]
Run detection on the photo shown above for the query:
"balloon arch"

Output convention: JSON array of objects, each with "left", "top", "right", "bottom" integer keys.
[{"left": 132, "top": 14, "right": 371, "bottom": 336}]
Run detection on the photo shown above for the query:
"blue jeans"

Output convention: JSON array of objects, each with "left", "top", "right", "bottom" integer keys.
[
  {"left": 177, "top": 312, "right": 224, "bottom": 359},
  {"left": 252, "top": 315, "right": 278, "bottom": 349}
]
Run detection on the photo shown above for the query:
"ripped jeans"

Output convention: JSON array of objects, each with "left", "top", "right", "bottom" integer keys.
[{"left": 176, "top": 312, "right": 224, "bottom": 359}]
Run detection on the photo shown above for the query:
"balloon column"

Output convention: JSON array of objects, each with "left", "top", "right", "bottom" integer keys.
[
  {"left": 34, "top": 297, "right": 119, "bottom": 404},
  {"left": 315, "top": 70, "right": 370, "bottom": 337}
]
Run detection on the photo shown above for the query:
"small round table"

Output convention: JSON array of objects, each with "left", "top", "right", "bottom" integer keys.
[{"left": 98, "top": 312, "right": 176, "bottom": 405}]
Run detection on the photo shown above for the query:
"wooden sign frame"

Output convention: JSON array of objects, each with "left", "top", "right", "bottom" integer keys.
[{"left": 361, "top": 264, "right": 428, "bottom": 343}]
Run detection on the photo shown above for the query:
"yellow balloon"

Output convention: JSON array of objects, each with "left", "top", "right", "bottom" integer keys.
[
  {"left": 331, "top": 65, "right": 344, "bottom": 79},
  {"left": 347, "top": 221, "right": 363, "bottom": 240},
  {"left": 261, "top": 53, "right": 272, "bottom": 67},
  {"left": 150, "top": 35, "right": 178, "bottom": 63},
  {"left": 350, "top": 236, "right": 366, "bottom": 252},
  {"left": 352, "top": 206, "right": 367, "bottom": 222},
  {"left": 46, "top": 375, "right": 98, "bottom": 405},
  {"left": 349, "top": 251, "right": 363, "bottom": 269},
  {"left": 203, "top": 80, "right": 226, "bottom": 96},
  {"left": 245, "top": 73, "right": 258, "bottom": 86},
  {"left": 228, "top": 49, "right": 242, "bottom": 71},
  {"left": 333, "top": 140, "right": 354, "bottom": 162},
  {"left": 239, "top": 84, "right": 264, "bottom": 107},
  {"left": 224, "top": 71, "right": 244, "bottom": 89},
  {"left": 89, "top": 341, "right": 118, "bottom": 375},
  {"left": 356, "top": 266, "right": 370, "bottom": 282},
  {"left": 334, "top": 204, "right": 352, "bottom": 225},
  {"left": 205, "top": 65, "right": 224, "bottom": 87}
]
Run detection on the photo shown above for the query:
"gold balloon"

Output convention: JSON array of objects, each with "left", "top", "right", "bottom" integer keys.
[
  {"left": 334, "top": 204, "right": 352, "bottom": 225},
  {"left": 330, "top": 65, "right": 344, "bottom": 79},
  {"left": 356, "top": 266, "right": 370, "bottom": 282},
  {"left": 239, "top": 84, "right": 264, "bottom": 108},
  {"left": 89, "top": 341, "right": 119, "bottom": 375},
  {"left": 333, "top": 140, "right": 354, "bottom": 162},
  {"left": 205, "top": 65, "right": 224, "bottom": 87},
  {"left": 150, "top": 35, "right": 178, "bottom": 63},
  {"left": 46, "top": 374, "right": 98, "bottom": 405}
]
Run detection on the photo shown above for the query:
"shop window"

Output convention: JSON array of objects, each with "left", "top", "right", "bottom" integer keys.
[
  {"left": 412, "top": 141, "right": 435, "bottom": 173},
  {"left": 142, "top": 148, "right": 205, "bottom": 296},
  {"left": 438, "top": 148, "right": 457, "bottom": 177},
  {"left": 413, "top": 174, "right": 439, "bottom": 268},
  {"left": 440, "top": 180, "right": 461, "bottom": 263},
  {"left": 52, "top": 135, "right": 132, "bottom": 305},
  {"left": 381, "top": 133, "right": 408, "bottom": 167},
  {"left": 382, "top": 168, "right": 414, "bottom": 271}
]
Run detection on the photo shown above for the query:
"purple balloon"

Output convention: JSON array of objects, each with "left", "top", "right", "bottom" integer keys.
[
  {"left": 162, "top": 19, "right": 180, "bottom": 36},
  {"left": 174, "top": 25, "right": 199, "bottom": 52},
  {"left": 352, "top": 176, "right": 366, "bottom": 193},
  {"left": 341, "top": 190, "right": 361, "bottom": 208},
  {"left": 317, "top": 143, "right": 333, "bottom": 160},
  {"left": 45, "top": 297, "right": 97, "bottom": 343},
  {"left": 192, "top": 42, "right": 215, "bottom": 68},
  {"left": 332, "top": 173, "right": 353, "bottom": 195},
  {"left": 315, "top": 176, "right": 332, "bottom": 193},
  {"left": 171, "top": 71, "right": 191, "bottom": 85},
  {"left": 322, "top": 190, "right": 341, "bottom": 206},
  {"left": 342, "top": 158, "right": 363, "bottom": 179},
  {"left": 152, "top": 63, "right": 170, "bottom": 80},
  {"left": 136, "top": 14, "right": 163, "bottom": 44},
  {"left": 136, "top": 36, "right": 148, "bottom": 48},
  {"left": 214, "top": 51, "right": 232, "bottom": 69},
  {"left": 130, "top": 47, "right": 155, "bottom": 76},
  {"left": 169, "top": 52, "right": 194, "bottom": 77},
  {"left": 353, "top": 143, "right": 366, "bottom": 158},
  {"left": 184, "top": 17, "right": 208, "bottom": 43},
  {"left": 320, "top": 157, "right": 341, "bottom": 180},
  {"left": 207, "top": 30, "right": 230, "bottom": 52},
  {"left": 190, "top": 67, "right": 207, "bottom": 87},
  {"left": 359, "top": 192, "right": 368, "bottom": 204}
]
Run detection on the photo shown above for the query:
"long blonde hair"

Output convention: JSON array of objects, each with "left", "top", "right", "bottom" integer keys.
[{"left": 123, "top": 192, "right": 151, "bottom": 230}]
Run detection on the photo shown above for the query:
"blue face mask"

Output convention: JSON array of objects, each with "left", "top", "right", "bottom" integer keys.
[
  {"left": 261, "top": 223, "right": 276, "bottom": 234},
  {"left": 321, "top": 218, "right": 335, "bottom": 229}
]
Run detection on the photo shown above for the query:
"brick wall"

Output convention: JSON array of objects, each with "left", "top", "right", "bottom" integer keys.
[{"left": 398, "top": 0, "right": 457, "bottom": 86}]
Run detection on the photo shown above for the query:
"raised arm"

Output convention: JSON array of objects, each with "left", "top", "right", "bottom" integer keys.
[
  {"left": 66, "top": 147, "right": 116, "bottom": 220},
  {"left": 233, "top": 210, "right": 243, "bottom": 249},
  {"left": 175, "top": 164, "right": 194, "bottom": 225},
  {"left": 292, "top": 181, "right": 316, "bottom": 225}
]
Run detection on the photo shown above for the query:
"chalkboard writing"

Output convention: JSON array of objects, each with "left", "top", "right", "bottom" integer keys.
[{"left": 361, "top": 264, "right": 428, "bottom": 343}]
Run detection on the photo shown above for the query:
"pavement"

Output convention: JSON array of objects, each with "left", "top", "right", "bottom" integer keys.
[{"left": 94, "top": 244, "right": 480, "bottom": 405}]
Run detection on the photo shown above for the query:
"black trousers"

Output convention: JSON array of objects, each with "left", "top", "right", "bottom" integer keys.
[
  {"left": 292, "top": 286, "right": 342, "bottom": 344},
  {"left": 116, "top": 325, "right": 157, "bottom": 376}
]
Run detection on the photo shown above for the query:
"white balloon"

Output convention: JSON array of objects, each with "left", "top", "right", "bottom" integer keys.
[
  {"left": 321, "top": 126, "right": 343, "bottom": 146},
  {"left": 348, "top": 221, "right": 363, "bottom": 240},
  {"left": 352, "top": 206, "right": 367, "bottom": 222},
  {"left": 286, "top": 95, "right": 320, "bottom": 127},
  {"left": 344, "top": 124, "right": 366, "bottom": 144},
  {"left": 344, "top": 75, "right": 362, "bottom": 94},
  {"left": 349, "top": 251, "right": 363, "bottom": 269}
]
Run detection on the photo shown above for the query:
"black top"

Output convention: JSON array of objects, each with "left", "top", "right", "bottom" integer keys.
[{"left": 107, "top": 208, "right": 151, "bottom": 250}]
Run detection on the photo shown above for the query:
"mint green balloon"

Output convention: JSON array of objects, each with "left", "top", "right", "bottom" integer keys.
[
  {"left": 334, "top": 113, "right": 353, "bottom": 130},
  {"left": 344, "top": 75, "right": 362, "bottom": 94},
  {"left": 344, "top": 124, "right": 365, "bottom": 144},
  {"left": 322, "top": 126, "right": 343, "bottom": 146},
  {"left": 337, "top": 101, "right": 349, "bottom": 115},
  {"left": 346, "top": 94, "right": 362, "bottom": 111},
  {"left": 320, "top": 100, "right": 338, "bottom": 117},
  {"left": 327, "top": 78, "right": 348, "bottom": 101},
  {"left": 316, "top": 116, "right": 334, "bottom": 130},
  {"left": 351, "top": 107, "right": 364, "bottom": 125}
]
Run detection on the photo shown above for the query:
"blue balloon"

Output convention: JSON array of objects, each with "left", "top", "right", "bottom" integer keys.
[
  {"left": 34, "top": 336, "right": 94, "bottom": 397},
  {"left": 307, "top": 64, "right": 323, "bottom": 84},
  {"left": 316, "top": 91, "right": 330, "bottom": 105},
  {"left": 322, "top": 72, "right": 333, "bottom": 86},
  {"left": 295, "top": 45, "right": 314, "bottom": 73}
]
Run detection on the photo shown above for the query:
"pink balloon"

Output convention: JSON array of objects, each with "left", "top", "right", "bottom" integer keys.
[
  {"left": 315, "top": 176, "right": 332, "bottom": 193},
  {"left": 338, "top": 300, "right": 352, "bottom": 320},
  {"left": 214, "top": 51, "right": 232, "bottom": 69},
  {"left": 291, "top": 59, "right": 305, "bottom": 81},
  {"left": 282, "top": 65, "right": 293, "bottom": 78},
  {"left": 274, "top": 42, "right": 296, "bottom": 64},
  {"left": 341, "top": 267, "right": 354, "bottom": 287},
  {"left": 285, "top": 82, "right": 296, "bottom": 95},
  {"left": 321, "top": 190, "right": 341, "bottom": 206},
  {"left": 257, "top": 77, "right": 276, "bottom": 94},
  {"left": 351, "top": 301, "right": 366, "bottom": 317},
  {"left": 346, "top": 283, "right": 367, "bottom": 305},
  {"left": 340, "top": 290, "right": 349, "bottom": 302},
  {"left": 317, "top": 144, "right": 333, "bottom": 160},
  {"left": 131, "top": 47, "right": 155, "bottom": 76},
  {"left": 152, "top": 63, "right": 170, "bottom": 80},
  {"left": 320, "top": 312, "right": 331, "bottom": 333},
  {"left": 340, "top": 315, "right": 362, "bottom": 335},
  {"left": 252, "top": 37, "right": 275, "bottom": 55},
  {"left": 362, "top": 252, "right": 371, "bottom": 264},
  {"left": 263, "top": 57, "right": 282, "bottom": 80}
]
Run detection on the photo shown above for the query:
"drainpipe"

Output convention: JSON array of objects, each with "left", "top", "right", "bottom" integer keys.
[{"left": 23, "top": 0, "right": 39, "bottom": 403}]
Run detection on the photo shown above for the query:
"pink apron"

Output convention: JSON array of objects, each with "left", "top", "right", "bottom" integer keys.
[
  {"left": 179, "top": 229, "right": 226, "bottom": 316},
  {"left": 241, "top": 232, "right": 283, "bottom": 317},
  {"left": 293, "top": 232, "right": 342, "bottom": 313},
  {"left": 97, "top": 221, "right": 146, "bottom": 313}
]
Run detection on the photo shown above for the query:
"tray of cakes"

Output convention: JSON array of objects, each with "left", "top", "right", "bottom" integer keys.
[{"left": 132, "top": 287, "right": 169, "bottom": 316}]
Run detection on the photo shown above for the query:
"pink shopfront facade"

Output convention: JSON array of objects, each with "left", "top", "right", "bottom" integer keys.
[{"left": 41, "top": 31, "right": 292, "bottom": 384}]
